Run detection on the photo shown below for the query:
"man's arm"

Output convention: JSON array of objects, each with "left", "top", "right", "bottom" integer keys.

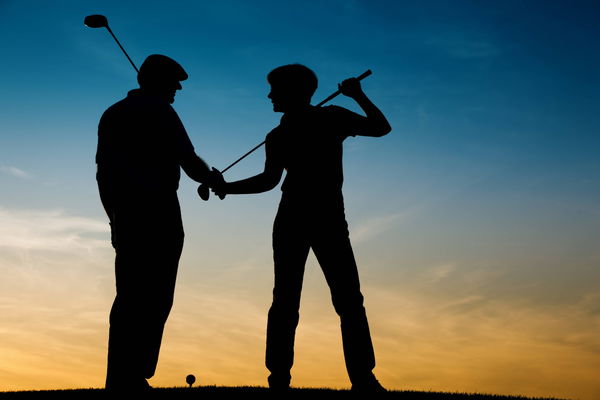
[
  {"left": 338, "top": 78, "right": 392, "bottom": 137},
  {"left": 217, "top": 168, "right": 282, "bottom": 195},
  {"left": 212, "top": 133, "right": 284, "bottom": 197},
  {"left": 181, "top": 153, "right": 211, "bottom": 184},
  {"left": 169, "top": 106, "right": 214, "bottom": 184}
]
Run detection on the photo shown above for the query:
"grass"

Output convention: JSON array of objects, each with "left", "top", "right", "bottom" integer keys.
[{"left": 0, "top": 386, "right": 568, "bottom": 400}]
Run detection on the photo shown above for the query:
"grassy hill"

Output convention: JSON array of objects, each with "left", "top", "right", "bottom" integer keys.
[{"left": 0, "top": 386, "right": 568, "bottom": 399}]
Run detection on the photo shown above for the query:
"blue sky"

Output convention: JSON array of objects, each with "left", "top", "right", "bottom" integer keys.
[
  {"left": 0, "top": 1, "right": 599, "bottom": 398},
  {"left": 1, "top": 0, "right": 598, "bottom": 214}
]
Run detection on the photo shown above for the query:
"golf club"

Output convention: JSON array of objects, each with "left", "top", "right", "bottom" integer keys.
[
  {"left": 84, "top": 14, "right": 139, "bottom": 73},
  {"left": 84, "top": 14, "right": 210, "bottom": 199},
  {"left": 198, "top": 69, "right": 372, "bottom": 200}
]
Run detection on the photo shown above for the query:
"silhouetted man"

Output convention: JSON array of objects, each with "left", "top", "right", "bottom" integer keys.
[
  {"left": 96, "top": 54, "right": 215, "bottom": 391},
  {"left": 211, "top": 64, "right": 391, "bottom": 392}
]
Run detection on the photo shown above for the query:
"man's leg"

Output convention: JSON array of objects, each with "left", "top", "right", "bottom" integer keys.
[
  {"left": 106, "top": 241, "right": 151, "bottom": 390},
  {"left": 105, "top": 197, "right": 183, "bottom": 389},
  {"left": 311, "top": 215, "right": 383, "bottom": 391},
  {"left": 138, "top": 231, "right": 183, "bottom": 379},
  {"left": 266, "top": 207, "right": 310, "bottom": 389}
]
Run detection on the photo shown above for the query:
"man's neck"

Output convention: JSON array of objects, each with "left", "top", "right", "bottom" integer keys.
[
  {"left": 283, "top": 103, "right": 313, "bottom": 115},
  {"left": 134, "top": 87, "right": 171, "bottom": 103}
]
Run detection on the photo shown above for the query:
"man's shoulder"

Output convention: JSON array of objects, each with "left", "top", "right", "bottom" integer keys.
[
  {"left": 100, "top": 90, "right": 175, "bottom": 123},
  {"left": 295, "top": 105, "right": 356, "bottom": 126},
  {"left": 99, "top": 101, "right": 123, "bottom": 126},
  {"left": 319, "top": 104, "right": 354, "bottom": 118},
  {"left": 100, "top": 92, "right": 135, "bottom": 118},
  {"left": 321, "top": 104, "right": 347, "bottom": 112},
  {"left": 265, "top": 124, "right": 283, "bottom": 142}
]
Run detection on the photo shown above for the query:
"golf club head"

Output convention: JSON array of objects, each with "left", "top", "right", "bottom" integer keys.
[
  {"left": 84, "top": 14, "right": 108, "bottom": 29},
  {"left": 197, "top": 184, "right": 210, "bottom": 201}
]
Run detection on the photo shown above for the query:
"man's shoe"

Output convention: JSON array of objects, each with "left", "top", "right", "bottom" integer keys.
[
  {"left": 105, "top": 377, "right": 152, "bottom": 392},
  {"left": 351, "top": 373, "right": 387, "bottom": 393},
  {"left": 268, "top": 372, "right": 291, "bottom": 391}
]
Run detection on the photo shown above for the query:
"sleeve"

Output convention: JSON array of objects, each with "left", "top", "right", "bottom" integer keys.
[
  {"left": 264, "top": 127, "right": 284, "bottom": 171},
  {"left": 95, "top": 110, "right": 109, "bottom": 165},
  {"left": 166, "top": 106, "right": 196, "bottom": 160},
  {"left": 325, "top": 105, "right": 369, "bottom": 138}
]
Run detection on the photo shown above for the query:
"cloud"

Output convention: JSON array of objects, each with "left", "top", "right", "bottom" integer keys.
[
  {"left": 350, "top": 211, "right": 411, "bottom": 243},
  {"left": 0, "top": 206, "right": 113, "bottom": 301},
  {"left": 0, "top": 207, "right": 108, "bottom": 252},
  {"left": 0, "top": 205, "right": 598, "bottom": 399},
  {"left": 0, "top": 206, "right": 114, "bottom": 390},
  {"left": 365, "top": 284, "right": 600, "bottom": 400},
  {"left": 0, "top": 206, "right": 113, "bottom": 299},
  {"left": 422, "top": 262, "right": 457, "bottom": 282},
  {"left": 0, "top": 165, "right": 32, "bottom": 179}
]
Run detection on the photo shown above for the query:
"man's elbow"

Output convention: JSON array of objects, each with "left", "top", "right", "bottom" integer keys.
[
  {"left": 182, "top": 155, "right": 210, "bottom": 183},
  {"left": 265, "top": 178, "right": 280, "bottom": 192},
  {"left": 263, "top": 172, "right": 282, "bottom": 191},
  {"left": 372, "top": 123, "right": 392, "bottom": 137},
  {"left": 381, "top": 123, "right": 392, "bottom": 136}
]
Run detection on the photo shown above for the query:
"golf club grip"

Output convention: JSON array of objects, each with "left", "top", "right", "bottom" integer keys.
[
  {"left": 357, "top": 69, "right": 373, "bottom": 80},
  {"left": 315, "top": 69, "right": 372, "bottom": 107}
]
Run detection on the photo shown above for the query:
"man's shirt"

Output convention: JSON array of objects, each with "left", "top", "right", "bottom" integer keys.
[
  {"left": 96, "top": 89, "right": 196, "bottom": 195},
  {"left": 265, "top": 105, "right": 366, "bottom": 202}
]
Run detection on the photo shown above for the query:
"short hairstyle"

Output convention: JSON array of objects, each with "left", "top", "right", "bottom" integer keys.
[{"left": 267, "top": 64, "right": 318, "bottom": 99}]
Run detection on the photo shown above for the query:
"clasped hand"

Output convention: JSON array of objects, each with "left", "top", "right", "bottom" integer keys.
[{"left": 206, "top": 167, "right": 227, "bottom": 199}]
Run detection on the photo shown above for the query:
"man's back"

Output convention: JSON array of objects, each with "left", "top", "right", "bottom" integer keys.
[{"left": 96, "top": 89, "right": 195, "bottom": 195}]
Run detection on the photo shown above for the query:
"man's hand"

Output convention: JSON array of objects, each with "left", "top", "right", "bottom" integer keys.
[
  {"left": 208, "top": 168, "right": 227, "bottom": 200},
  {"left": 338, "top": 77, "right": 364, "bottom": 99}
]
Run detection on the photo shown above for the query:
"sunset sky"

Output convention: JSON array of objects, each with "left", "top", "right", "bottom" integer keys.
[{"left": 1, "top": 0, "right": 599, "bottom": 399}]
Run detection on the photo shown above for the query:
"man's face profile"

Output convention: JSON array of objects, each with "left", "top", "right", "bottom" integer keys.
[
  {"left": 145, "top": 78, "right": 182, "bottom": 104},
  {"left": 268, "top": 84, "right": 287, "bottom": 112},
  {"left": 268, "top": 83, "right": 309, "bottom": 113}
]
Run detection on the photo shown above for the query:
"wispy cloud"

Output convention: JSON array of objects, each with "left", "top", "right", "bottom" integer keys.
[
  {"left": 0, "top": 206, "right": 113, "bottom": 390},
  {"left": 0, "top": 165, "right": 32, "bottom": 179},
  {"left": 422, "top": 262, "right": 457, "bottom": 283},
  {"left": 0, "top": 207, "right": 108, "bottom": 251},
  {"left": 351, "top": 211, "right": 412, "bottom": 243},
  {"left": 0, "top": 206, "right": 113, "bottom": 299},
  {"left": 366, "top": 284, "right": 600, "bottom": 400}
]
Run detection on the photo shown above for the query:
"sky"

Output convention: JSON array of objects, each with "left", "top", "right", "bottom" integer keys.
[{"left": 0, "top": 0, "right": 599, "bottom": 398}]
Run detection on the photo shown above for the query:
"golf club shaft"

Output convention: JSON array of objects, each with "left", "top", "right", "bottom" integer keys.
[
  {"left": 106, "top": 26, "right": 139, "bottom": 73},
  {"left": 219, "top": 69, "right": 372, "bottom": 175},
  {"left": 221, "top": 141, "right": 266, "bottom": 174}
]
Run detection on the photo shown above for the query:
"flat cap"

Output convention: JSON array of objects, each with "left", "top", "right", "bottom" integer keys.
[{"left": 138, "top": 54, "right": 188, "bottom": 86}]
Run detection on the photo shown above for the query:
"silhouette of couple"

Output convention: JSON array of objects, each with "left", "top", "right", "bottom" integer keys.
[{"left": 96, "top": 54, "right": 391, "bottom": 392}]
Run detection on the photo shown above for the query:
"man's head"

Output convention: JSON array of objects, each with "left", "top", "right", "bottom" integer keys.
[
  {"left": 267, "top": 64, "right": 318, "bottom": 112},
  {"left": 138, "top": 54, "right": 188, "bottom": 104}
]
